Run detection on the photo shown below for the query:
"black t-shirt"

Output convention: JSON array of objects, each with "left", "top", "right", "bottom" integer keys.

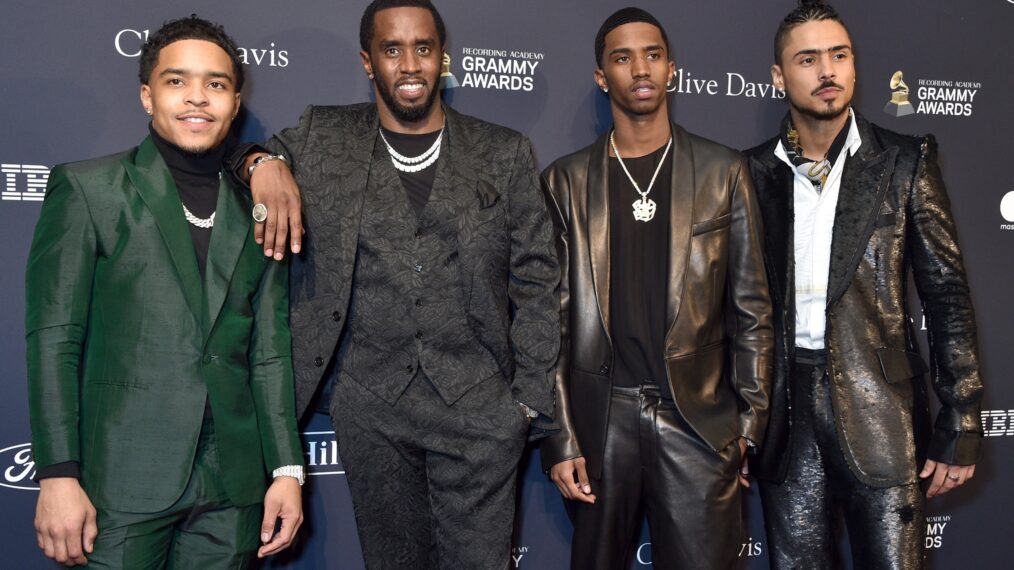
[
  {"left": 607, "top": 142, "right": 672, "bottom": 394},
  {"left": 379, "top": 127, "right": 442, "bottom": 217}
]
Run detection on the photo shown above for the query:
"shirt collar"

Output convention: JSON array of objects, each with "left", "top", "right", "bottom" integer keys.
[{"left": 774, "top": 107, "right": 862, "bottom": 168}]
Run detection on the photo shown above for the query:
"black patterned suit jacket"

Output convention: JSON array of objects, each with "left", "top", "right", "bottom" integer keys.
[{"left": 263, "top": 103, "right": 560, "bottom": 428}]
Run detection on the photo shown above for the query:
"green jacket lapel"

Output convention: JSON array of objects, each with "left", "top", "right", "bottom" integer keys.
[
  {"left": 123, "top": 136, "right": 204, "bottom": 324},
  {"left": 203, "top": 175, "right": 251, "bottom": 339}
]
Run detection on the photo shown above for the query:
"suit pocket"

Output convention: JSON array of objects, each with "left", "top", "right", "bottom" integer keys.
[
  {"left": 692, "top": 213, "right": 731, "bottom": 235},
  {"left": 875, "top": 348, "right": 928, "bottom": 384}
]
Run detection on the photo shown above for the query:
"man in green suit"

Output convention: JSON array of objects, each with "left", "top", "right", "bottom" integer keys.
[{"left": 25, "top": 16, "right": 304, "bottom": 568}]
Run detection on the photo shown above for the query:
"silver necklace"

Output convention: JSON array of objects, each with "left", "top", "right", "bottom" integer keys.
[
  {"left": 609, "top": 131, "right": 673, "bottom": 222},
  {"left": 378, "top": 124, "right": 445, "bottom": 173},
  {"left": 182, "top": 203, "right": 215, "bottom": 228}
]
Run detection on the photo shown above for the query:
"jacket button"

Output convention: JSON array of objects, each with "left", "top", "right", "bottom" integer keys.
[
  {"left": 415, "top": 299, "right": 423, "bottom": 307},
  {"left": 314, "top": 356, "right": 324, "bottom": 367},
  {"left": 203, "top": 355, "right": 213, "bottom": 364},
  {"left": 405, "top": 365, "right": 414, "bottom": 373},
  {"left": 599, "top": 364, "right": 609, "bottom": 374},
  {"left": 415, "top": 331, "right": 424, "bottom": 339},
  {"left": 332, "top": 311, "right": 342, "bottom": 322}
]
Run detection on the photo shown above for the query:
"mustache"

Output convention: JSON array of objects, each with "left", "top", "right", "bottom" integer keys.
[{"left": 811, "top": 81, "right": 844, "bottom": 95}]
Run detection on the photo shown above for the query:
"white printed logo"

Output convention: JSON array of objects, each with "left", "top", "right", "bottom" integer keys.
[
  {"left": 2, "top": 164, "right": 49, "bottom": 201},
  {"left": 302, "top": 430, "right": 344, "bottom": 476},
  {"left": 982, "top": 410, "right": 1014, "bottom": 437},
  {"left": 1, "top": 443, "right": 38, "bottom": 491}
]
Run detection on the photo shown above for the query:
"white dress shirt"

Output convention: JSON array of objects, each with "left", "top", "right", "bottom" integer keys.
[{"left": 774, "top": 109, "right": 862, "bottom": 349}]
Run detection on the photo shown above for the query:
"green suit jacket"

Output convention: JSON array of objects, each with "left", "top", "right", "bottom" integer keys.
[{"left": 25, "top": 136, "right": 302, "bottom": 512}]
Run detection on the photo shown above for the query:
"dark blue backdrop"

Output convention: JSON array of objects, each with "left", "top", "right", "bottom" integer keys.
[{"left": 2, "top": 1, "right": 1012, "bottom": 567}]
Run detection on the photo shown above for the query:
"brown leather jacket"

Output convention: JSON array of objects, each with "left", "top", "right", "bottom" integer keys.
[
  {"left": 539, "top": 123, "right": 774, "bottom": 477},
  {"left": 745, "top": 114, "right": 984, "bottom": 487}
]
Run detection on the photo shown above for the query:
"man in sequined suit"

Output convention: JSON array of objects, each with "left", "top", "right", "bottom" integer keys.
[{"left": 744, "top": 2, "right": 984, "bottom": 568}]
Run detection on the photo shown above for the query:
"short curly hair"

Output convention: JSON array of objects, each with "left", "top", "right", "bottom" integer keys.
[{"left": 139, "top": 15, "right": 245, "bottom": 91}]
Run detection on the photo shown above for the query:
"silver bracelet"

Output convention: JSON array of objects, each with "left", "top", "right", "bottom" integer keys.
[
  {"left": 247, "top": 153, "right": 287, "bottom": 177},
  {"left": 272, "top": 464, "right": 305, "bottom": 486}
]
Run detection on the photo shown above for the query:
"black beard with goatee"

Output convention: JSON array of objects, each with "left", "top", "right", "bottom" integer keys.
[{"left": 375, "top": 76, "right": 441, "bottom": 123}]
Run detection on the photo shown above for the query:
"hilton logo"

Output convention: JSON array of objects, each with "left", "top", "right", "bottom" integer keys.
[
  {"left": 2, "top": 164, "right": 49, "bottom": 202},
  {"left": 1, "top": 443, "right": 38, "bottom": 491},
  {"left": 302, "top": 430, "right": 344, "bottom": 476}
]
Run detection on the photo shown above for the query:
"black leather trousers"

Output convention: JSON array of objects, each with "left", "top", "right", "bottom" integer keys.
[
  {"left": 569, "top": 384, "right": 742, "bottom": 570},
  {"left": 760, "top": 351, "right": 925, "bottom": 570}
]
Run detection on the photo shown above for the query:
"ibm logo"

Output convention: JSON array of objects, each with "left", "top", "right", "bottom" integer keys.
[
  {"left": 2, "top": 164, "right": 49, "bottom": 201},
  {"left": 982, "top": 410, "right": 1014, "bottom": 437}
]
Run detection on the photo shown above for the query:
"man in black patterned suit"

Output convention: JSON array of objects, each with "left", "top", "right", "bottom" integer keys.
[{"left": 230, "top": 1, "right": 560, "bottom": 568}]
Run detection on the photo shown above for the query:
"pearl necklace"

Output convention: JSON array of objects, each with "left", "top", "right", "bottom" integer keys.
[
  {"left": 609, "top": 131, "right": 672, "bottom": 222},
  {"left": 378, "top": 124, "right": 445, "bottom": 173}
]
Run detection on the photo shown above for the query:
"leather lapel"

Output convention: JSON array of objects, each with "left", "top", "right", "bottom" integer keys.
[
  {"left": 751, "top": 143, "right": 794, "bottom": 310},
  {"left": 664, "top": 124, "right": 696, "bottom": 336},
  {"left": 124, "top": 136, "right": 203, "bottom": 325},
  {"left": 586, "top": 131, "right": 612, "bottom": 337},
  {"left": 203, "top": 175, "right": 250, "bottom": 340},
  {"left": 826, "top": 118, "right": 897, "bottom": 306}
]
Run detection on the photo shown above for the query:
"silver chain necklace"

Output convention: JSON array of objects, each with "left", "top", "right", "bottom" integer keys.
[
  {"left": 378, "top": 124, "right": 445, "bottom": 173},
  {"left": 609, "top": 131, "right": 673, "bottom": 222},
  {"left": 182, "top": 203, "right": 215, "bottom": 228}
]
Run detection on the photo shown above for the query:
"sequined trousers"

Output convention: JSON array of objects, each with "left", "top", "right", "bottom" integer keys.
[{"left": 760, "top": 349, "right": 925, "bottom": 569}]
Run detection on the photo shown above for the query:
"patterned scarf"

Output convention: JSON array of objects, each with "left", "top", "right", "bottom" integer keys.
[{"left": 779, "top": 112, "right": 851, "bottom": 194}]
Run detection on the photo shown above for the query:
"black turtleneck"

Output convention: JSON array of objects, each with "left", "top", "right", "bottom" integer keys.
[{"left": 150, "top": 124, "right": 230, "bottom": 277}]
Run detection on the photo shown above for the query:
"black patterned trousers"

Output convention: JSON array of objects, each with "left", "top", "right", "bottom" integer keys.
[
  {"left": 331, "top": 370, "right": 529, "bottom": 570},
  {"left": 759, "top": 352, "right": 925, "bottom": 570}
]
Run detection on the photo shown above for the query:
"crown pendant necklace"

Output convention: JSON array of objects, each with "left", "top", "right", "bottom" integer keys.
[{"left": 610, "top": 130, "right": 673, "bottom": 222}]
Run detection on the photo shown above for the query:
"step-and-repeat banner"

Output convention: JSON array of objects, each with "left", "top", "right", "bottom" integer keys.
[{"left": 2, "top": 1, "right": 1012, "bottom": 568}]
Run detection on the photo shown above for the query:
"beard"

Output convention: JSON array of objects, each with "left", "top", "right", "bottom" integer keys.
[
  {"left": 791, "top": 80, "right": 852, "bottom": 121},
  {"left": 375, "top": 76, "right": 441, "bottom": 123}
]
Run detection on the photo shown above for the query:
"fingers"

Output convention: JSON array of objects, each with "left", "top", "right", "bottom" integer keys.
[
  {"left": 258, "top": 513, "right": 300, "bottom": 558},
  {"left": 574, "top": 459, "right": 596, "bottom": 502},
  {"left": 919, "top": 459, "right": 937, "bottom": 479},
  {"left": 926, "top": 464, "right": 948, "bottom": 498},
  {"left": 83, "top": 506, "right": 98, "bottom": 553},
  {"left": 549, "top": 460, "right": 596, "bottom": 504},
  {"left": 289, "top": 206, "right": 303, "bottom": 254},
  {"left": 262, "top": 206, "right": 278, "bottom": 258},
  {"left": 260, "top": 498, "right": 280, "bottom": 545},
  {"left": 549, "top": 464, "right": 574, "bottom": 500}
]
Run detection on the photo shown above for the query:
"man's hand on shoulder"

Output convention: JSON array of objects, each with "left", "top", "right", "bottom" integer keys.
[
  {"left": 549, "top": 457, "right": 596, "bottom": 504},
  {"left": 246, "top": 152, "right": 303, "bottom": 261},
  {"left": 35, "top": 477, "right": 97, "bottom": 567},
  {"left": 257, "top": 476, "right": 303, "bottom": 558}
]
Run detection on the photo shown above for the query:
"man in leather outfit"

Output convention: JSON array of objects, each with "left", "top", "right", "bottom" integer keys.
[
  {"left": 540, "top": 8, "right": 773, "bottom": 569},
  {"left": 744, "top": 2, "right": 984, "bottom": 568}
]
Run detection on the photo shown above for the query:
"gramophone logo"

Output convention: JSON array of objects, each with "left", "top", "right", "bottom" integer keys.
[
  {"left": 883, "top": 70, "right": 915, "bottom": 117},
  {"left": 440, "top": 53, "right": 460, "bottom": 90}
]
